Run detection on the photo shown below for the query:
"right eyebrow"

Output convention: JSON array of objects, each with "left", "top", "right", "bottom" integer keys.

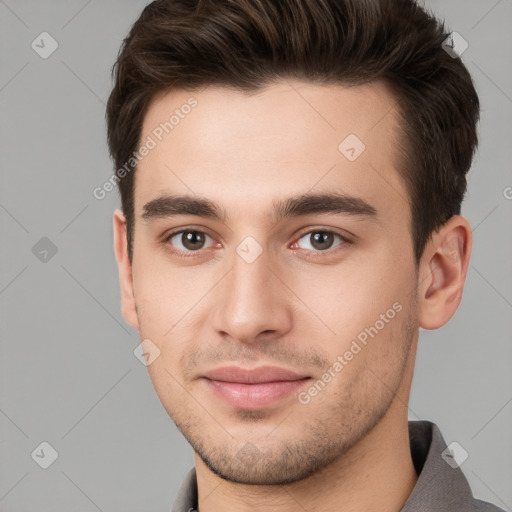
[{"left": 142, "top": 195, "right": 227, "bottom": 222}]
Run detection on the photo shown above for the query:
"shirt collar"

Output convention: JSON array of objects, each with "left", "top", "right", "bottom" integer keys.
[{"left": 401, "top": 420, "right": 474, "bottom": 511}]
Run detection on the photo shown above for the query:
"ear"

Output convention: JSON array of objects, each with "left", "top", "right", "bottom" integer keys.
[
  {"left": 418, "top": 215, "right": 472, "bottom": 330},
  {"left": 113, "top": 209, "right": 139, "bottom": 330}
]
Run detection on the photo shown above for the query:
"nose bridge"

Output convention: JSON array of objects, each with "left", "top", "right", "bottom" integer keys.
[
  {"left": 213, "top": 242, "right": 292, "bottom": 343},
  {"left": 231, "top": 247, "right": 269, "bottom": 303}
]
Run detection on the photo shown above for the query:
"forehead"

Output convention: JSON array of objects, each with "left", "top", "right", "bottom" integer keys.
[{"left": 135, "top": 80, "right": 409, "bottom": 226}]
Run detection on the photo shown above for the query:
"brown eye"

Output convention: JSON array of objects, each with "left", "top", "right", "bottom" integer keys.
[
  {"left": 296, "top": 230, "right": 346, "bottom": 252},
  {"left": 168, "top": 230, "right": 213, "bottom": 252}
]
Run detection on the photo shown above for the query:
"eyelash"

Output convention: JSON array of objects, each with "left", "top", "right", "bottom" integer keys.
[{"left": 163, "top": 228, "right": 352, "bottom": 260}]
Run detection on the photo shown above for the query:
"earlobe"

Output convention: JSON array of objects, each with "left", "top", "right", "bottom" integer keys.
[
  {"left": 113, "top": 209, "right": 139, "bottom": 330},
  {"left": 418, "top": 216, "right": 472, "bottom": 330}
]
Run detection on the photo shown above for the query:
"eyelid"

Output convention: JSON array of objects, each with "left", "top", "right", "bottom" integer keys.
[
  {"left": 294, "top": 226, "right": 353, "bottom": 242},
  {"left": 163, "top": 225, "right": 215, "bottom": 242}
]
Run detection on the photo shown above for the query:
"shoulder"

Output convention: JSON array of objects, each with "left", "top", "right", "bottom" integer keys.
[{"left": 405, "top": 421, "right": 507, "bottom": 512}]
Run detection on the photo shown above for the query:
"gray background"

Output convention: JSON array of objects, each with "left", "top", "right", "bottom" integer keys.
[{"left": 0, "top": 0, "right": 511, "bottom": 510}]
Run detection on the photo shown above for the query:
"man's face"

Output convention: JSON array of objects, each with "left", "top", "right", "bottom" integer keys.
[{"left": 126, "top": 80, "right": 420, "bottom": 484}]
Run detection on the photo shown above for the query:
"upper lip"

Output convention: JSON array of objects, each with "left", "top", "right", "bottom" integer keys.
[{"left": 203, "top": 365, "right": 309, "bottom": 384}]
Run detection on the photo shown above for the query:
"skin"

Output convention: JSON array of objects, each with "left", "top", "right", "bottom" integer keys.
[{"left": 113, "top": 80, "right": 472, "bottom": 512}]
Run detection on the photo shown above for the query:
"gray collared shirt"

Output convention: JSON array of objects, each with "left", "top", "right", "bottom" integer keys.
[{"left": 172, "top": 421, "right": 505, "bottom": 511}]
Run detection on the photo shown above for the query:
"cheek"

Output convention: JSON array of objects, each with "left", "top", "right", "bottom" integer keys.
[
  {"left": 132, "top": 252, "right": 210, "bottom": 331},
  {"left": 288, "top": 254, "right": 416, "bottom": 389},
  {"left": 315, "top": 299, "right": 415, "bottom": 413},
  {"left": 131, "top": 257, "right": 213, "bottom": 377},
  {"left": 290, "top": 256, "right": 409, "bottom": 337},
  {"left": 144, "top": 356, "right": 193, "bottom": 428}
]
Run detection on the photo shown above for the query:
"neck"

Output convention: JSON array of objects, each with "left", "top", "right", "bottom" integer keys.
[{"left": 194, "top": 398, "right": 418, "bottom": 512}]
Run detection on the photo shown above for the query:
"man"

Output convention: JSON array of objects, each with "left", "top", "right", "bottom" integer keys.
[{"left": 105, "top": 0, "right": 505, "bottom": 510}]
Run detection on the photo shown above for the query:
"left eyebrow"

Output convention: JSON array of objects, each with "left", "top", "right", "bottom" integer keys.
[
  {"left": 270, "top": 192, "right": 378, "bottom": 224},
  {"left": 141, "top": 192, "right": 378, "bottom": 224}
]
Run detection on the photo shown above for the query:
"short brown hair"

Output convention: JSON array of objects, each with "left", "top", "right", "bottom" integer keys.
[{"left": 105, "top": 0, "right": 479, "bottom": 263}]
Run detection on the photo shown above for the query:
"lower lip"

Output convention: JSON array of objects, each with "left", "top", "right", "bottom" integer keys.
[{"left": 204, "top": 378, "right": 310, "bottom": 410}]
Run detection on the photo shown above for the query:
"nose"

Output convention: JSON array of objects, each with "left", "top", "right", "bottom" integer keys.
[{"left": 211, "top": 246, "right": 293, "bottom": 345}]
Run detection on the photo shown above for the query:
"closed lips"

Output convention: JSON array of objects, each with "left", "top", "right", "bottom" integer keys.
[{"left": 202, "top": 365, "right": 310, "bottom": 384}]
